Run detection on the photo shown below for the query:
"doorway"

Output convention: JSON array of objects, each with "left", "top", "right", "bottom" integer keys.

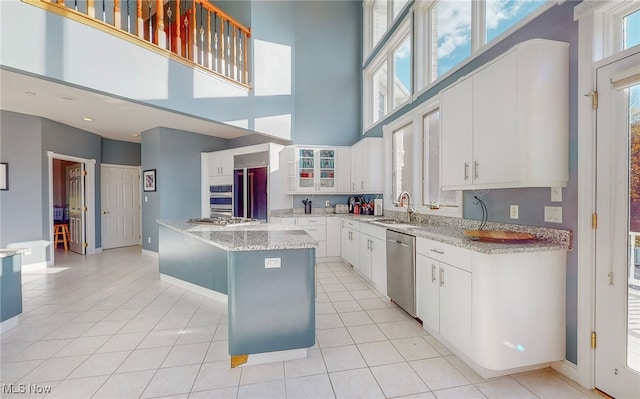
[
  {"left": 47, "top": 152, "right": 96, "bottom": 264},
  {"left": 594, "top": 50, "right": 640, "bottom": 398}
]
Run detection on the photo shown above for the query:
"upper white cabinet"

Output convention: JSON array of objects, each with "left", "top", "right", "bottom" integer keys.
[
  {"left": 209, "top": 149, "right": 234, "bottom": 177},
  {"left": 440, "top": 39, "right": 569, "bottom": 190},
  {"left": 351, "top": 137, "right": 384, "bottom": 193},
  {"left": 284, "top": 146, "right": 339, "bottom": 193}
]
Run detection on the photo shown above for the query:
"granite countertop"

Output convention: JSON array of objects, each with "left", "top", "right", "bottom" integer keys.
[
  {"left": 0, "top": 249, "right": 26, "bottom": 259},
  {"left": 158, "top": 220, "right": 318, "bottom": 252},
  {"left": 270, "top": 212, "right": 571, "bottom": 255}
]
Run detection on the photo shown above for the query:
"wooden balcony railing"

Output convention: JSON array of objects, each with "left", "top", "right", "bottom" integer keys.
[{"left": 28, "top": 0, "right": 251, "bottom": 88}]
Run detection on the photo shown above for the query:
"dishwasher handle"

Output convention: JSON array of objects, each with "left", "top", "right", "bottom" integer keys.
[{"left": 388, "top": 239, "right": 410, "bottom": 248}]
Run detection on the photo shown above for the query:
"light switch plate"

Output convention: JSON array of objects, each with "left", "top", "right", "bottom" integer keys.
[
  {"left": 544, "top": 206, "right": 563, "bottom": 223},
  {"left": 510, "top": 205, "right": 519, "bottom": 219},
  {"left": 551, "top": 187, "right": 562, "bottom": 202},
  {"left": 265, "top": 258, "right": 281, "bottom": 268}
]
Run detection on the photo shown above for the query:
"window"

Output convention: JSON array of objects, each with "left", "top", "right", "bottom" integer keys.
[
  {"left": 486, "top": 0, "right": 546, "bottom": 43},
  {"left": 365, "top": 22, "right": 412, "bottom": 128},
  {"left": 365, "top": 0, "right": 413, "bottom": 57},
  {"left": 394, "top": 0, "right": 410, "bottom": 19},
  {"left": 624, "top": 9, "right": 640, "bottom": 50},
  {"left": 423, "top": 110, "right": 458, "bottom": 208},
  {"left": 372, "top": 0, "right": 388, "bottom": 49},
  {"left": 383, "top": 101, "right": 463, "bottom": 217},
  {"left": 393, "top": 36, "right": 412, "bottom": 107},
  {"left": 392, "top": 123, "right": 414, "bottom": 201},
  {"left": 432, "top": 0, "right": 472, "bottom": 80}
]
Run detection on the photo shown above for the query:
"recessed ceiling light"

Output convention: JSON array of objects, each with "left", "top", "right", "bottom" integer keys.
[
  {"left": 61, "top": 95, "right": 78, "bottom": 101},
  {"left": 25, "top": 91, "right": 36, "bottom": 96},
  {"left": 83, "top": 117, "right": 94, "bottom": 122}
]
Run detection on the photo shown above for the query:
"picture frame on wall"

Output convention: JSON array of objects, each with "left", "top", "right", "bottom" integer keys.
[
  {"left": 143, "top": 169, "right": 156, "bottom": 192},
  {"left": 0, "top": 163, "right": 7, "bottom": 190}
]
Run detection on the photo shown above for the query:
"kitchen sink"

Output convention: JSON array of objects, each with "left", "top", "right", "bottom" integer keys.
[{"left": 371, "top": 219, "right": 418, "bottom": 229}]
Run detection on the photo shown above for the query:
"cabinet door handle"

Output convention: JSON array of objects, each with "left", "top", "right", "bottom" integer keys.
[
  {"left": 440, "top": 267, "right": 444, "bottom": 287},
  {"left": 352, "top": 182, "right": 355, "bottom": 190},
  {"left": 431, "top": 264, "right": 436, "bottom": 283},
  {"left": 361, "top": 181, "right": 364, "bottom": 189},
  {"left": 464, "top": 162, "right": 469, "bottom": 180},
  {"left": 474, "top": 161, "right": 479, "bottom": 179},
  {"left": 430, "top": 249, "right": 444, "bottom": 255},
  {"left": 370, "top": 240, "right": 373, "bottom": 251},
  {"left": 307, "top": 228, "right": 317, "bottom": 232}
]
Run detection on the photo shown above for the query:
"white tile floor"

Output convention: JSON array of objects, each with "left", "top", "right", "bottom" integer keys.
[{"left": 0, "top": 246, "right": 602, "bottom": 399}]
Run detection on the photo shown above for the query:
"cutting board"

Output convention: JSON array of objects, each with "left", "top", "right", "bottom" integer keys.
[{"left": 464, "top": 230, "right": 536, "bottom": 243}]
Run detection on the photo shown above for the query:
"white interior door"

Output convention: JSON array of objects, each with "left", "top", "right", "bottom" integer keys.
[
  {"left": 67, "top": 163, "right": 85, "bottom": 255},
  {"left": 101, "top": 165, "right": 141, "bottom": 249},
  {"left": 595, "top": 50, "right": 640, "bottom": 399}
]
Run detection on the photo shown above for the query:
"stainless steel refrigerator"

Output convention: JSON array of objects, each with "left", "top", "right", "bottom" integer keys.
[{"left": 233, "top": 152, "right": 269, "bottom": 221}]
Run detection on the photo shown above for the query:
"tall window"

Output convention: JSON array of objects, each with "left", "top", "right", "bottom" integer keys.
[
  {"left": 432, "top": 0, "right": 472, "bottom": 80},
  {"left": 365, "top": 23, "right": 412, "bottom": 128},
  {"left": 423, "top": 110, "right": 458, "bottom": 208},
  {"left": 365, "top": 0, "right": 413, "bottom": 56},
  {"left": 392, "top": 123, "right": 413, "bottom": 201},
  {"left": 393, "top": 36, "right": 412, "bottom": 107},
  {"left": 372, "top": 0, "right": 388, "bottom": 48}
]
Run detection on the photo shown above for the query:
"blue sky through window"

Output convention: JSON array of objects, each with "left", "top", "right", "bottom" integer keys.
[
  {"left": 487, "top": 0, "right": 546, "bottom": 42},
  {"left": 624, "top": 9, "right": 640, "bottom": 49}
]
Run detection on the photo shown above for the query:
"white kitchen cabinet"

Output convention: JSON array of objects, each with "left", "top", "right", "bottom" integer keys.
[
  {"left": 340, "top": 218, "right": 360, "bottom": 269},
  {"left": 336, "top": 147, "right": 352, "bottom": 193},
  {"left": 209, "top": 149, "right": 234, "bottom": 177},
  {"left": 359, "top": 222, "right": 387, "bottom": 295},
  {"left": 285, "top": 147, "right": 338, "bottom": 193},
  {"left": 350, "top": 138, "right": 383, "bottom": 193},
  {"left": 440, "top": 39, "right": 569, "bottom": 190},
  {"left": 415, "top": 235, "right": 566, "bottom": 378},
  {"left": 271, "top": 217, "right": 327, "bottom": 257},
  {"left": 416, "top": 239, "right": 472, "bottom": 356},
  {"left": 326, "top": 217, "right": 342, "bottom": 257}
]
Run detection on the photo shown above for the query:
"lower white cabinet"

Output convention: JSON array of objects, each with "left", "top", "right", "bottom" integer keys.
[
  {"left": 326, "top": 217, "right": 342, "bottom": 257},
  {"left": 416, "top": 244, "right": 472, "bottom": 356},
  {"left": 359, "top": 222, "right": 387, "bottom": 295},
  {"left": 416, "top": 236, "right": 566, "bottom": 378},
  {"left": 340, "top": 219, "right": 360, "bottom": 269},
  {"left": 270, "top": 216, "right": 327, "bottom": 257}
]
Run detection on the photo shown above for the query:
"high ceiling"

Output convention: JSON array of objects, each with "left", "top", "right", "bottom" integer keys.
[{"left": 0, "top": 69, "right": 252, "bottom": 143}]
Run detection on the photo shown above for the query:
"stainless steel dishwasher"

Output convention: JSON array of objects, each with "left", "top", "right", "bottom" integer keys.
[{"left": 386, "top": 229, "right": 416, "bottom": 317}]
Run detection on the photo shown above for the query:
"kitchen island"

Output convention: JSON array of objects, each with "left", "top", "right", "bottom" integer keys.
[{"left": 157, "top": 220, "right": 317, "bottom": 367}]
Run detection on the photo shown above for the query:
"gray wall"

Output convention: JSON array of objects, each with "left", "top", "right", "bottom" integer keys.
[
  {"left": 0, "top": 112, "right": 43, "bottom": 247},
  {"left": 141, "top": 127, "right": 227, "bottom": 252},
  {"left": 366, "top": 2, "right": 579, "bottom": 364},
  {"left": 101, "top": 138, "right": 141, "bottom": 166},
  {"left": 41, "top": 118, "right": 103, "bottom": 248}
]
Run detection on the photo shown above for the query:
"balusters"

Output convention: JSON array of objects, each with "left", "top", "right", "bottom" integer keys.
[{"left": 39, "top": 0, "right": 250, "bottom": 87}]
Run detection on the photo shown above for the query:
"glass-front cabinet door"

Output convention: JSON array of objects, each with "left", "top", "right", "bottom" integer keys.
[{"left": 295, "top": 147, "right": 336, "bottom": 192}]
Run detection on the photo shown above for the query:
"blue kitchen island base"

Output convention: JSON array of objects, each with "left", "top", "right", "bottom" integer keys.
[{"left": 158, "top": 221, "right": 317, "bottom": 368}]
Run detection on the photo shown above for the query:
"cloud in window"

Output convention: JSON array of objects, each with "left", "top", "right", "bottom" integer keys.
[
  {"left": 436, "top": 1, "right": 472, "bottom": 59},
  {"left": 486, "top": 0, "right": 530, "bottom": 29},
  {"left": 395, "top": 38, "right": 412, "bottom": 59}
]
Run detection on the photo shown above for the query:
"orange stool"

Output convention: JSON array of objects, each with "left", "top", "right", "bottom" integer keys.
[{"left": 54, "top": 224, "right": 70, "bottom": 250}]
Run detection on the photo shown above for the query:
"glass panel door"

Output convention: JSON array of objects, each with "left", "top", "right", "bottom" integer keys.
[
  {"left": 318, "top": 149, "right": 335, "bottom": 189},
  {"left": 627, "top": 83, "right": 640, "bottom": 372},
  {"left": 298, "top": 148, "right": 315, "bottom": 189}
]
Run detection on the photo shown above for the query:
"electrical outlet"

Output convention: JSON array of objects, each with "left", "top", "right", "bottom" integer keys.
[
  {"left": 265, "top": 258, "right": 281, "bottom": 268},
  {"left": 510, "top": 205, "right": 519, "bottom": 219},
  {"left": 544, "top": 206, "right": 563, "bottom": 223},
  {"left": 325, "top": 200, "right": 331, "bottom": 207},
  {"left": 147, "top": 237, "right": 151, "bottom": 244},
  {"left": 551, "top": 187, "right": 562, "bottom": 202}
]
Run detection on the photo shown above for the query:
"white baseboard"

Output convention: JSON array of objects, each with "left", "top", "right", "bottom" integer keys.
[
  {"left": 160, "top": 273, "right": 227, "bottom": 304},
  {"left": 141, "top": 249, "right": 158, "bottom": 258},
  {"left": 552, "top": 359, "right": 579, "bottom": 384},
  {"left": 317, "top": 256, "right": 343, "bottom": 263},
  {"left": 0, "top": 315, "right": 20, "bottom": 334}
]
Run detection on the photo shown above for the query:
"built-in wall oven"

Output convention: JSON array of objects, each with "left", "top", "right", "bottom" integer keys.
[{"left": 209, "top": 184, "right": 233, "bottom": 217}]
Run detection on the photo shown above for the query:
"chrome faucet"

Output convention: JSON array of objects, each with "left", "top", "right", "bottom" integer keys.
[{"left": 397, "top": 191, "right": 414, "bottom": 223}]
